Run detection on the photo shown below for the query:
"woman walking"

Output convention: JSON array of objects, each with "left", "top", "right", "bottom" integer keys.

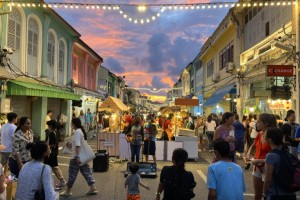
[
  {"left": 44, "top": 120, "right": 66, "bottom": 189},
  {"left": 213, "top": 112, "right": 235, "bottom": 162},
  {"left": 60, "top": 118, "right": 97, "bottom": 197},
  {"left": 9, "top": 117, "right": 33, "bottom": 178},
  {"left": 205, "top": 115, "right": 216, "bottom": 152},
  {"left": 246, "top": 113, "right": 277, "bottom": 200},
  {"left": 16, "top": 142, "right": 58, "bottom": 199}
]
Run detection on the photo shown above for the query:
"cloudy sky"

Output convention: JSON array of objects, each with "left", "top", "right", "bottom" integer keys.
[{"left": 48, "top": 0, "right": 233, "bottom": 101}]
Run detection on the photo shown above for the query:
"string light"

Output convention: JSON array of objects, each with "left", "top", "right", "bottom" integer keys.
[{"left": 7, "top": 1, "right": 297, "bottom": 25}]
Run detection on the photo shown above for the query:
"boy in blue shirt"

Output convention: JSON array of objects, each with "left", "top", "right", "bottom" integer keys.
[{"left": 207, "top": 139, "right": 246, "bottom": 200}]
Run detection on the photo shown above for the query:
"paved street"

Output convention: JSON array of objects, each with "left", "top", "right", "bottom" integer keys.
[{"left": 57, "top": 135, "right": 258, "bottom": 200}]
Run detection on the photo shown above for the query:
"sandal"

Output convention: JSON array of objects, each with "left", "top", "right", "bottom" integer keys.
[
  {"left": 85, "top": 190, "right": 98, "bottom": 195},
  {"left": 60, "top": 191, "right": 72, "bottom": 197}
]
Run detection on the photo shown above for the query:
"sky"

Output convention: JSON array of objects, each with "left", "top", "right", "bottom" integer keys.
[{"left": 47, "top": 0, "right": 232, "bottom": 101}]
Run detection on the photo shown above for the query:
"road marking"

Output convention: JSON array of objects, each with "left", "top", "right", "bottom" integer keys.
[
  {"left": 196, "top": 170, "right": 207, "bottom": 183},
  {"left": 244, "top": 193, "right": 254, "bottom": 196},
  {"left": 58, "top": 163, "right": 69, "bottom": 167}
]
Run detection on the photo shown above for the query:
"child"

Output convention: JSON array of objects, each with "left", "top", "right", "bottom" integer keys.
[{"left": 125, "top": 163, "right": 150, "bottom": 200}]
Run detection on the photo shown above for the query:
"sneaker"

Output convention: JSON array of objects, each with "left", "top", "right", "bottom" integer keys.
[
  {"left": 85, "top": 190, "right": 98, "bottom": 195},
  {"left": 56, "top": 180, "right": 66, "bottom": 188}
]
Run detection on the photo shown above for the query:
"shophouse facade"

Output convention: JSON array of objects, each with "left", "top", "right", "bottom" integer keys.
[
  {"left": 201, "top": 9, "right": 241, "bottom": 116},
  {"left": 72, "top": 39, "right": 103, "bottom": 116},
  {"left": 0, "top": 5, "right": 82, "bottom": 139},
  {"left": 236, "top": 2, "right": 294, "bottom": 119},
  {"left": 193, "top": 53, "right": 204, "bottom": 116}
]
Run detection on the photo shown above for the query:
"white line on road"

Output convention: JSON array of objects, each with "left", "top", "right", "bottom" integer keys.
[{"left": 196, "top": 170, "right": 207, "bottom": 183}]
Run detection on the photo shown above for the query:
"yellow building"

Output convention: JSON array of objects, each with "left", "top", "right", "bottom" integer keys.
[{"left": 200, "top": 9, "right": 241, "bottom": 116}]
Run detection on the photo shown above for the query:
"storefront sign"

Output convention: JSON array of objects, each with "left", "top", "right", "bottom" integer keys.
[
  {"left": 271, "top": 85, "right": 291, "bottom": 100},
  {"left": 269, "top": 100, "right": 292, "bottom": 110},
  {"left": 267, "top": 65, "right": 294, "bottom": 77}
]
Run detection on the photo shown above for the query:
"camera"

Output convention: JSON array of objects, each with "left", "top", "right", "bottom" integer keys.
[{"left": 2, "top": 46, "right": 13, "bottom": 54}]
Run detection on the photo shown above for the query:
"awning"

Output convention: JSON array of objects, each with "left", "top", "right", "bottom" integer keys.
[
  {"left": 98, "top": 96, "right": 128, "bottom": 112},
  {"left": 7, "top": 80, "right": 81, "bottom": 100},
  {"left": 203, "top": 83, "right": 236, "bottom": 107}
]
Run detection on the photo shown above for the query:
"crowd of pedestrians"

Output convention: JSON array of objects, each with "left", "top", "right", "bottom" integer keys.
[{"left": 0, "top": 109, "right": 299, "bottom": 199}]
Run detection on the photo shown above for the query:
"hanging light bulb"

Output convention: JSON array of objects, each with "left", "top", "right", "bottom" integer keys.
[
  {"left": 231, "top": 3, "right": 235, "bottom": 7},
  {"left": 108, "top": 6, "right": 112, "bottom": 10},
  {"left": 134, "top": 19, "right": 138, "bottom": 24},
  {"left": 185, "top": 5, "right": 189, "bottom": 9},
  {"left": 75, "top": 5, "right": 79, "bottom": 9},
  {"left": 179, "top": 6, "right": 184, "bottom": 9},
  {"left": 202, "top": 5, "right": 206, "bottom": 9},
  {"left": 137, "top": 5, "right": 147, "bottom": 12},
  {"left": 152, "top": 16, "right": 156, "bottom": 20},
  {"left": 253, "top": 3, "right": 257, "bottom": 6},
  {"left": 129, "top": 18, "right": 132, "bottom": 21},
  {"left": 146, "top": 18, "right": 150, "bottom": 23},
  {"left": 191, "top": 5, "right": 195, "bottom": 9},
  {"left": 123, "top": 14, "right": 127, "bottom": 18},
  {"left": 213, "top": 4, "right": 217, "bottom": 8},
  {"left": 157, "top": 13, "right": 160, "bottom": 17},
  {"left": 225, "top": 4, "right": 229, "bottom": 8},
  {"left": 168, "top": 6, "right": 172, "bottom": 10},
  {"left": 196, "top": 5, "right": 200, "bottom": 9},
  {"left": 103, "top": 6, "right": 106, "bottom": 10},
  {"left": 91, "top": 6, "right": 95, "bottom": 9},
  {"left": 174, "top": 5, "right": 178, "bottom": 10},
  {"left": 120, "top": 10, "right": 123, "bottom": 14},
  {"left": 219, "top": 4, "right": 223, "bottom": 8},
  {"left": 208, "top": 5, "right": 211, "bottom": 9},
  {"left": 140, "top": 19, "right": 144, "bottom": 24}
]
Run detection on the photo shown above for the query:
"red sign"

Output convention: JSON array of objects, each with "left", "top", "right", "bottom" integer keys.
[{"left": 267, "top": 65, "right": 294, "bottom": 77}]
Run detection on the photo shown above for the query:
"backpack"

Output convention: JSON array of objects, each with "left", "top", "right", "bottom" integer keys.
[{"left": 271, "top": 149, "right": 300, "bottom": 193}]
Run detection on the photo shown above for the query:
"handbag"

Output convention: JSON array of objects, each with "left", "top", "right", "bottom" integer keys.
[
  {"left": 34, "top": 165, "right": 45, "bottom": 200},
  {"left": 79, "top": 139, "right": 95, "bottom": 166}
]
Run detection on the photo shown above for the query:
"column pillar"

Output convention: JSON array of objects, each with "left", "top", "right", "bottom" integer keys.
[{"left": 31, "top": 97, "right": 47, "bottom": 140}]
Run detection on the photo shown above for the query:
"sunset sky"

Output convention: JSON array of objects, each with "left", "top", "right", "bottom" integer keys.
[{"left": 48, "top": 0, "right": 233, "bottom": 101}]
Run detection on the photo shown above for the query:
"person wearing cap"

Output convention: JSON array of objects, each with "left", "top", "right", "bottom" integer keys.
[
  {"left": 44, "top": 120, "right": 66, "bottom": 189},
  {"left": 0, "top": 112, "right": 17, "bottom": 175}
]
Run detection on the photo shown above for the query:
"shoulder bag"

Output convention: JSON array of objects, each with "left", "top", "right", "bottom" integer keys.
[
  {"left": 79, "top": 138, "right": 95, "bottom": 166},
  {"left": 34, "top": 164, "right": 45, "bottom": 200}
]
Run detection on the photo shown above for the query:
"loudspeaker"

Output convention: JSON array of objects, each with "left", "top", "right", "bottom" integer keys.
[
  {"left": 93, "top": 150, "right": 109, "bottom": 172},
  {"left": 124, "top": 162, "right": 157, "bottom": 178}
]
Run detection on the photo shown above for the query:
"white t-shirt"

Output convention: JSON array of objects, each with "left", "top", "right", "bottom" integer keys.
[
  {"left": 45, "top": 115, "right": 51, "bottom": 130},
  {"left": 72, "top": 129, "right": 85, "bottom": 158},
  {"left": 0, "top": 123, "right": 17, "bottom": 153},
  {"left": 249, "top": 121, "right": 258, "bottom": 139},
  {"left": 205, "top": 121, "right": 216, "bottom": 132}
]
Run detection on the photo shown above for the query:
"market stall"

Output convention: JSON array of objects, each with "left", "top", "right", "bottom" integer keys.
[{"left": 97, "top": 96, "right": 128, "bottom": 156}]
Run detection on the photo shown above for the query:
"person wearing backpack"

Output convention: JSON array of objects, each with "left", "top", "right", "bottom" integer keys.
[
  {"left": 156, "top": 148, "right": 196, "bottom": 200},
  {"left": 281, "top": 110, "right": 299, "bottom": 157},
  {"left": 263, "top": 127, "right": 296, "bottom": 200}
]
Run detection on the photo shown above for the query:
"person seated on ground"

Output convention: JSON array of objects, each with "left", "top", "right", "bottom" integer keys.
[
  {"left": 207, "top": 139, "right": 245, "bottom": 200},
  {"left": 16, "top": 142, "right": 58, "bottom": 199}
]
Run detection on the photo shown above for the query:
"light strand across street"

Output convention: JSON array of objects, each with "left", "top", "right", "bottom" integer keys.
[{"left": 4, "top": 1, "right": 297, "bottom": 24}]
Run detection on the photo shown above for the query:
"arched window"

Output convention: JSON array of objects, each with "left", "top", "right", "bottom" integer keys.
[
  {"left": 27, "top": 17, "right": 39, "bottom": 76},
  {"left": 47, "top": 32, "right": 55, "bottom": 81},
  {"left": 27, "top": 18, "right": 38, "bottom": 57},
  {"left": 58, "top": 41, "right": 65, "bottom": 71},
  {"left": 47, "top": 32, "right": 55, "bottom": 67},
  {"left": 58, "top": 40, "right": 65, "bottom": 85},
  {"left": 7, "top": 8, "right": 22, "bottom": 69}
]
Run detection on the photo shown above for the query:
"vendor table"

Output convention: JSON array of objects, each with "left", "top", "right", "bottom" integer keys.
[{"left": 98, "top": 133, "right": 198, "bottom": 161}]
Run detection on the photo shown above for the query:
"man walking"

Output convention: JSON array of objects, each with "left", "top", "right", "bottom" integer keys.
[
  {"left": 1, "top": 112, "right": 17, "bottom": 174},
  {"left": 233, "top": 114, "right": 246, "bottom": 160}
]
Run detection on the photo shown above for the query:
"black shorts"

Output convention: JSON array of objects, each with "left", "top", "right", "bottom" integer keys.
[{"left": 143, "top": 141, "right": 156, "bottom": 155}]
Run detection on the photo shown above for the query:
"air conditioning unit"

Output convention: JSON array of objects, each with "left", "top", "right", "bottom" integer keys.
[
  {"left": 212, "top": 73, "right": 220, "bottom": 83},
  {"left": 226, "top": 62, "right": 235, "bottom": 73}
]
